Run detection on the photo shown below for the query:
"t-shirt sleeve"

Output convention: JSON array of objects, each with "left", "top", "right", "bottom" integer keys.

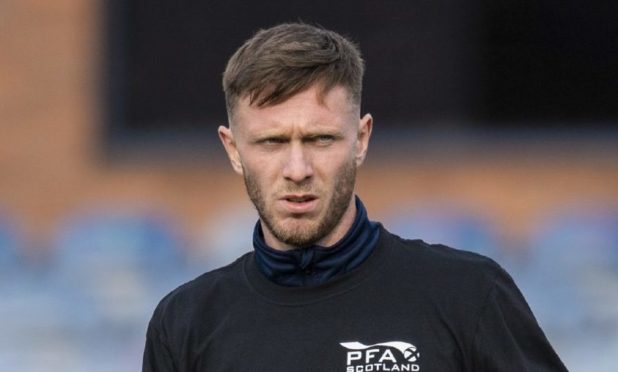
[
  {"left": 471, "top": 267, "right": 568, "bottom": 371},
  {"left": 143, "top": 322, "right": 178, "bottom": 372}
]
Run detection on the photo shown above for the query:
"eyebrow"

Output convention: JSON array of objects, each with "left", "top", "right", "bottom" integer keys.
[{"left": 253, "top": 127, "right": 344, "bottom": 141}]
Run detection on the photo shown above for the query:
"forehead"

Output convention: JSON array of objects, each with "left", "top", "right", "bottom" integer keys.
[{"left": 231, "top": 85, "right": 357, "bottom": 132}]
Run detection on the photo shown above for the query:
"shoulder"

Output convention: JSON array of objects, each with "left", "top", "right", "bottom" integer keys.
[
  {"left": 376, "top": 227, "right": 508, "bottom": 307},
  {"left": 149, "top": 252, "right": 253, "bottom": 332},
  {"left": 377, "top": 227, "right": 525, "bottom": 342},
  {"left": 379, "top": 227, "right": 504, "bottom": 279}
]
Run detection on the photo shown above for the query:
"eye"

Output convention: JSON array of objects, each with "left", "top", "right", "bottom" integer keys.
[
  {"left": 311, "top": 135, "right": 336, "bottom": 145},
  {"left": 258, "top": 137, "right": 287, "bottom": 146}
]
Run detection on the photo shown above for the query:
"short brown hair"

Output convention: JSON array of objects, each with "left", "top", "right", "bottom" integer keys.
[{"left": 222, "top": 23, "right": 365, "bottom": 117}]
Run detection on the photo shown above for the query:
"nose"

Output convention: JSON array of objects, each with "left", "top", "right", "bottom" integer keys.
[{"left": 282, "top": 143, "right": 313, "bottom": 183}]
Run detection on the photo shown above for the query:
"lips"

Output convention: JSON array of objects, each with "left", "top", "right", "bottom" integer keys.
[
  {"left": 280, "top": 194, "right": 318, "bottom": 213},
  {"left": 284, "top": 194, "right": 316, "bottom": 202}
]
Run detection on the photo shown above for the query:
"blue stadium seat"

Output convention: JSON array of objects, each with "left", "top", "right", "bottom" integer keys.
[
  {"left": 54, "top": 209, "right": 184, "bottom": 273},
  {"left": 8, "top": 208, "right": 192, "bottom": 371},
  {"left": 382, "top": 202, "right": 503, "bottom": 261},
  {"left": 0, "top": 212, "right": 89, "bottom": 371},
  {"left": 521, "top": 206, "right": 618, "bottom": 362},
  {"left": 0, "top": 213, "right": 23, "bottom": 279},
  {"left": 193, "top": 204, "right": 256, "bottom": 273},
  {"left": 47, "top": 208, "right": 188, "bottom": 333}
]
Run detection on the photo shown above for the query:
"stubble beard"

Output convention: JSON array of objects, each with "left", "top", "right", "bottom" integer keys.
[{"left": 243, "top": 160, "right": 357, "bottom": 248}]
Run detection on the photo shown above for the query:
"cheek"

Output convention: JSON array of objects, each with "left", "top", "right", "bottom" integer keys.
[
  {"left": 315, "top": 146, "right": 356, "bottom": 176},
  {"left": 242, "top": 156, "right": 280, "bottom": 187}
]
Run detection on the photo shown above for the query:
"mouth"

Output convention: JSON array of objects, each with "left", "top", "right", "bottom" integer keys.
[
  {"left": 283, "top": 194, "right": 317, "bottom": 203},
  {"left": 280, "top": 194, "right": 319, "bottom": 213}
]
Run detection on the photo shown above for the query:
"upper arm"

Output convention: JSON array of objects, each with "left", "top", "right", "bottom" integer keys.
[{"left": 470, "top": 268, "right": 567, "bottom": 371}]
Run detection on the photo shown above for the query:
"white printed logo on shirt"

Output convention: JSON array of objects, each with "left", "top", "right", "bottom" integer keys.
[{"left": 340, "top": 341, "right": 421, "bottom": 371}]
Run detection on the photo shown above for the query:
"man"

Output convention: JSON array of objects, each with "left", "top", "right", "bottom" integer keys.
[{"left": 143, "top": 23, "right": 567, "bottom": 371}]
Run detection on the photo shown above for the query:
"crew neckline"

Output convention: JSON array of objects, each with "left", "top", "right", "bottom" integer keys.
[
  {"left": 243, "top": 224, "right": 390, "bottom": 306},
  {"left": 252, "top": 196, "right": 380, "bottom": 287}
]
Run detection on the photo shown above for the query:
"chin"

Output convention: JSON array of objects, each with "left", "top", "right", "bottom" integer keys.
[{"left": 275, "top": 221, "right": 323, "bottom": 247}]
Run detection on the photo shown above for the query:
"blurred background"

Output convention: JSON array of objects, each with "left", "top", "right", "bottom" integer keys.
[{"left": 1, "top": 0, "right": 618, "bottom": 370}]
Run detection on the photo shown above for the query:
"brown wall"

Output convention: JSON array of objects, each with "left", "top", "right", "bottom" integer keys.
[{"left": 2, "top": 0, "right": 618, "bottom": 256}]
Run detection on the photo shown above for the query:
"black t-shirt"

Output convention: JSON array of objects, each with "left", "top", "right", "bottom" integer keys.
[{"left": 143, "top": 226, "right": 567, "bottom": 371}]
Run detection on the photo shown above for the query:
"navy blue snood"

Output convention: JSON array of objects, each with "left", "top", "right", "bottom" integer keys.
[{"left": 253, "top": 196, "right": 380, "bottom": 287}]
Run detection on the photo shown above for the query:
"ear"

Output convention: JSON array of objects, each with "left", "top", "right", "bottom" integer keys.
[
  {"left": 218, "top": 125, "right": 244, "bottom": 175},
  {"left": 355, "top": 113, "right": 373, "bottom": 166}
]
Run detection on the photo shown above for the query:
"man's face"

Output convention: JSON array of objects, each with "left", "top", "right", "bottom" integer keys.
[{"left": 219, "top": 85, "right": 372, "bottom": 250}]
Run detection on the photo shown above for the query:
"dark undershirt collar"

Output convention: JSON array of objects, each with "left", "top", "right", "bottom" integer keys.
[{"left": 253, "top": 196, "right": 380, "bottom": 287}]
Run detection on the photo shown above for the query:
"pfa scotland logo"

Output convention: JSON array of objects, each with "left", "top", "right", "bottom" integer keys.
[{"left": 340, "top": 341, "right": 421, "bottom": 371}]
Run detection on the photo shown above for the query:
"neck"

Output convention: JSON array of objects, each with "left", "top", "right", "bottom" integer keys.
[{"left": 252, "top": 196, "right": 381, "bottom": 286}]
